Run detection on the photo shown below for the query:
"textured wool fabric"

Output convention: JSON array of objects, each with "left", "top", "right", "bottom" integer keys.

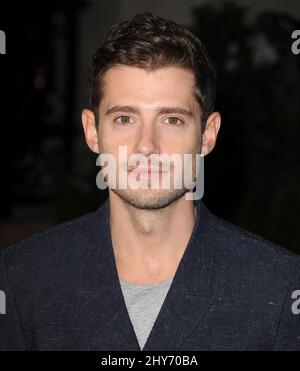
[
  {"left": 119, "top": 276, "right": 174, "bottom": 350},
  {"left": 0, "top": 197, "right": 300, "bottom": 351}
]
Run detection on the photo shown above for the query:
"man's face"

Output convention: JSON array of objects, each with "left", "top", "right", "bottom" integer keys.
[{"left": 82, "top": 65, "right": 220, "bottom": 209}]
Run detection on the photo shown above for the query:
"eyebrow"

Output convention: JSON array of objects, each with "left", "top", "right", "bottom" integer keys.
[{"left": 105, "top": 105, "right": 194, "bottom": 118}]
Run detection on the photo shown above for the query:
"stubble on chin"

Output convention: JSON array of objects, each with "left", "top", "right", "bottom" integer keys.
[{"left": 110, "top": 187, "right": 189, "bottom": 210}]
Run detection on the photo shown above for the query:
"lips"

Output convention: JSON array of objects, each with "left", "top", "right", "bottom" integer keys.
[
  {"left": 130, "top": 167, "right": 168, "bottom": 180},
  {"left": 132, "top": 167, "right": 167, "bottom": 173},
  {"left": 139, "top": 168, "right": 162, "bottom": 173}
]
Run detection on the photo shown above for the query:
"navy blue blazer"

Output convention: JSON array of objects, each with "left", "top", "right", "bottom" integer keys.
[{"left": 0, "top": 198, "right": 300, "bottom": 351}]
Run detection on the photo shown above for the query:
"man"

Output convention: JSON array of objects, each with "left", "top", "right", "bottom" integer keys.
[{"left": 1, "top": 13, "right": 300, "bottom": 351}]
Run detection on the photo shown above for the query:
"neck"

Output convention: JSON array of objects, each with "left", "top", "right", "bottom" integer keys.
[{"left": 109, "top": 191, "right": 196, "bottom": 284}]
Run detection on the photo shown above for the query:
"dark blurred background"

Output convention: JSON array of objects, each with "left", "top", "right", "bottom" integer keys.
[{"left": 0, "top": 0, "right": 299, "bottom": 254}]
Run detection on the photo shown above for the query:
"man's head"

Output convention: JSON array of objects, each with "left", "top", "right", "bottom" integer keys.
[
  {"left": 87, "top": 12, "right": 217, "bottom": 130},
  {"left": 82, "top": 12, "right": 221, "bottom": 209}
]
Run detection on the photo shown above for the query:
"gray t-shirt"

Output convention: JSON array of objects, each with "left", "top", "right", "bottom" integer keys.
[{"left": 119, "top": 276, "right": 174, "bottom": 350}]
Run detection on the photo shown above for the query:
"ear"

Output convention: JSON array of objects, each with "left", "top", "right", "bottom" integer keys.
[
  {"left": 201, "top": 111, "right": 221, "bottom": 156},
  {"left": 81, "top": 108, "right": 99, "bottom": 154}
]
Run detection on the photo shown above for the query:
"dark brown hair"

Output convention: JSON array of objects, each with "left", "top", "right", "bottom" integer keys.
[{"left": 88, "top": 12, "right": 216, "bottom": 131}]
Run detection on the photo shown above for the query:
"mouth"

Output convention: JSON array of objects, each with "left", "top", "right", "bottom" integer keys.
[{"left": 129, "top": 167, "right": 169, "bottom": 180}]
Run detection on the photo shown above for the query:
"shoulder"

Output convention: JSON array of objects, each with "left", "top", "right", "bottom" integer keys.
[
  {"left": 203, "top": 207, "right": 300, "bottom": 350},
  {"left": 0, "top": 206, "right": 103, "bottom": 286},
  {"left": 214, "top": 211, "right": 298, "bottom": 260},
  {"left": 209, "top": 209, "right": 300, "bottom": 291}
]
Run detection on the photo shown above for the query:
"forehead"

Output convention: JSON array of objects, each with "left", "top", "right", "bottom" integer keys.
[{"left": 100, "top": 65, "right": 199, "bottom": 113}]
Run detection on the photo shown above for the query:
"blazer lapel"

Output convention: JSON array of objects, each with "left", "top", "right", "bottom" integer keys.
[
  {"left": 142, "top": 199, "right": 216, "bottom": 351},
  {"left": 76, "top": 198, "right": 141, "bottom": 350}
]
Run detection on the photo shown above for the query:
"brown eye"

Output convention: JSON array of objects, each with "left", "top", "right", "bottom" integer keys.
[
  {"left": 114, "top": 115, "right": 133, "bottom": 124},
  {"left": 165, "top": 117, "right": 183, "bottom": 125}
]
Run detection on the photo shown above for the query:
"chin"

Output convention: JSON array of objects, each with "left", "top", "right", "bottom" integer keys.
[{"left": 110, "top": 187, "right": 188, "bottom": 210}]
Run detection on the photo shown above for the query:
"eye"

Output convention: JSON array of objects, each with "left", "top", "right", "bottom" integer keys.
[
  {"left": 114, "top": 115, "right": 134, "bottom": 125},
  {"left": 164, "top": 117, "right": 184, "bottom": 126}
]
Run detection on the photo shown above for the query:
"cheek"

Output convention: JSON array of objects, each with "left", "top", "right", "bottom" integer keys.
[
  {"left": 100, "top": 120, "right": 138, "bottom": 145},
  {"left": 162, "top": 131, "right": 201, "bottom": 155},
  {"left": 98, "top": 128, "right": 138, "bottom": 163},
  {"left": 97, "top": 122, "right": 121, "bottom": 154},
  {"left": 97, "top": 131, "right": 114, "bottom": 156}
]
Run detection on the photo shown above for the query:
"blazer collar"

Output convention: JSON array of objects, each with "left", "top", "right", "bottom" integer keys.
[{"left": 78, "top": 196, "right": 217, "bottom": 350}]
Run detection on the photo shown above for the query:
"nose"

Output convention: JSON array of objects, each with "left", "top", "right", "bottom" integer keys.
[{"left": 133, "top": 120, "right": 160, "bottom": 157}]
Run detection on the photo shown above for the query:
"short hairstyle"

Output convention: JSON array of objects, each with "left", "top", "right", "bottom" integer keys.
[{"left": 88, "top": 12, "right": 217, "bottom": 131}]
